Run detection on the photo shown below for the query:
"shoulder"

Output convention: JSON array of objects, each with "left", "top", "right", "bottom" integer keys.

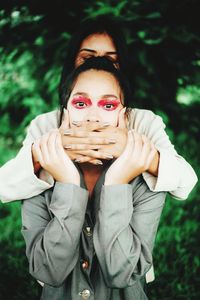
[
  {"left": 31, "top": 110, "right": 60, "bottom": 127},
  {"left": 127, "top": 108, "right": 165, "bottom": 132},
  {"left": 27, "top": 110, "right": 60, "bottom": 134},
  {"left": 130, "top": 108, "right": 162, "bottom": 122}
]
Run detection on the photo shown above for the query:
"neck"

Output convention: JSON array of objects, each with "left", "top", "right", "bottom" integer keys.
[
  {"left": 79, "top": 162, "right": 106, "bottom": 198},
  {"left": 79, "top": 162, "right": 105, "bottom": 175}
]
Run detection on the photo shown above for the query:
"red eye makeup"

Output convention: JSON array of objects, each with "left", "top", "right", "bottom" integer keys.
[
  {"left": 71, "top": 96, "right": 92, "bottom": 109},
  {"left": 97, "top": 99, "right": 121, "bottom": 111}
]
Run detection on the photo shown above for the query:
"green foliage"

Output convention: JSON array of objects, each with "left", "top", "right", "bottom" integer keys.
[{"left": 0, "top": 1, "right": 200, "bottom": 299}]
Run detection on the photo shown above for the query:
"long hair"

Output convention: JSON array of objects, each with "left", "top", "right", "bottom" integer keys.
[
  {"left": 58, "top": 16, "right": 130, "bottom": 102},
  {"left": 59, "top": 56, "right": 132, "bottom": 126}
]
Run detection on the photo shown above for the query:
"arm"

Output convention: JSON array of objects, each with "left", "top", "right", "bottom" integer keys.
[
  {"left": 93, "top": 177, "right": 166, "bottom": 288},
  {"left": 0, "top": 111, "right": 58, "bottom": 203},
  {"left": 131, "top": 109, "right": 198, "bottom": 200},
  {"left": 21, "top": 182, "right": 88, "bottom": 286}
]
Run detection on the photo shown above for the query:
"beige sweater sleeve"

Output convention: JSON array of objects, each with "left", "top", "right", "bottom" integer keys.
[
  {"left": 0, "top": 108, "right": 197, "bottom": 203},
  {"left": 0, "top": 110, "right": 59, "bottom": 203},
  {"left": 128, "top": 109, "right": 198, "bottom": 200}
]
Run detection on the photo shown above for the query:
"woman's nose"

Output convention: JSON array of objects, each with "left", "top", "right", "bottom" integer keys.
[{"left": 84, "top": 108, "right": 101, "bottom": 123}]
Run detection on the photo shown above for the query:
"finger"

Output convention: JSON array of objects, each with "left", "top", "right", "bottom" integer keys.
[
  {"left": 64, "top": 150, "right": 78, "bottom": 161},
  {"left": 76, "top": 157, "right": 103, "bottom": 165},
  {"left": 74, "top": 155, "right": 103, "bottom": 165},
  {"left": 89, "top": 159, "right": 103, "bottom": 165},
  {"left": 40, "top": 133, "right": 51, "bottom": 165},
  {"left": 63, "top": 134, "right": 116, "bottom": 145},
  {"left": 147, "top": 147, "right": 158, "bottom": 166},
  {"left": 123, "top": 130, "right": 134, "bottom": 156},
  {"left": 75, "top": 150, "right": 113, "bottom": 160},
  {"left": 56, "top": 131, "right": 69, "bottom": 158},
  {"left": 32, "top": 140, "right": 45, "bottom": 166},
  {"left": 32, "top": 142, "right": 40, "bottom": 163},
  {"left": 138, "top": 136, "right": 152, "bottom": 169},
  {"left": 132, "top": 131, "right": 143, "bottom": 155},
  {"left": 64, "top": 144, "right": 101, "bottom": 150},
  {"left": 60, "top": 108, "right": 70, "bottom": 131},
  {"left": 64, "top": 149, "right": 103, "bottom": 165},
  {"left": 47, "top": 130, "right": 59, "bottom": 159},
  {"left": 83, "top": 121, "right": 111, "bottom": 132},
  {"left": 140, "top": 135, "right": 152, "bottom": 158},
  {"left": 63, "top": 127, "right": 112, "bottom": 137},
  {"left": 70, "top": 121, "right": 111, "bottom": 132},
  {"left": 118, "top": 107, "right": 127, "bottom": 128}
]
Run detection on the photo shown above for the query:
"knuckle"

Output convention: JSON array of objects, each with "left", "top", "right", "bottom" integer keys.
[{"left": 87, "top": 150, "right": 94, "bottom": 156}]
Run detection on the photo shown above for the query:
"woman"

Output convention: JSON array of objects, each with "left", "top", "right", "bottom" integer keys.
[
  {"left": 0, "top": 16, "right": 197, "bottom": 202},
  {"left": 21, "top": 56, "right": 166, "bottom": 300}
]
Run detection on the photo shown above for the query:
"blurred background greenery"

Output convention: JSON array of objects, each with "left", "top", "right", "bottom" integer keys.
[{"left": 0, "top": 0, "right": 199, "bottom": 299}]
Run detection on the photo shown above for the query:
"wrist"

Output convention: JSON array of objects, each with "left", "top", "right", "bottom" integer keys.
[
  {"left": 56, "top": 175, "right": 80, "bottom": 186},
  {"left": 104, "top": 174, "right": 127, "bottom": 185},
  {"left": 52, "top": 168, "right": 80, "bottom": 186}
]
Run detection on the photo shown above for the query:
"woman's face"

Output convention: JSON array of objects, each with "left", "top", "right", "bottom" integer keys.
[
  {"left": 75, "top": 33, "right": 118, "bottom": 67},
  {"left": 67, "top": 69, "right": 124, "bottom": 127}
]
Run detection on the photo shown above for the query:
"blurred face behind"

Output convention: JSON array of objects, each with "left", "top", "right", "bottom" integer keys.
[
  {"left": 67, "top": 69, "right": 124, "bottom": 127},
  {"left": 75, "top": 33, "right": 118, "bottom": 67}
]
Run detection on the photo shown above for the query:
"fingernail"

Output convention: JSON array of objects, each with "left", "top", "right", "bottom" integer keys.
[
  {"left": 75, "top": 159, "right": 81, "bottom": 163},
  {"left": 72, "top": 121, "right": 81, "bottom": 126},
  {"left": 104, "top": 154, "right": 113, "bottom": 159},
  {"left": 108, "top": 139, "right": 116, "bottom": 144},
  {"left": 64, "top": 145, "right": 72, "bottom": 149},
  {"left": 95, "top": 160, "right": 103, "bottom": 165},
  {"left": 102, "top": 122, "right": 110, "bottom": 127},
  {"left": 63, "top": 130, "right": 71, "bottom": 135}
]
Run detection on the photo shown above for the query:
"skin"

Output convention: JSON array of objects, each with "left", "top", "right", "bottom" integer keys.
[
  {"left": 33, "top": 70, "right": 158, "bottom": 196},
  {"left": 32, "top": 32, "right": 159, "bottom": 177},
  {"left": 67, "top": 70, "right": 123, "bottom": 126},
  {"left": 75, "top": 33, "right": 118, "bottom": 67}
]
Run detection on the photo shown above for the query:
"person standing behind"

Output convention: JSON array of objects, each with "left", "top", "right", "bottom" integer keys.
[{"left": 0, "top": 16, "right": 197, "bottom": 203}]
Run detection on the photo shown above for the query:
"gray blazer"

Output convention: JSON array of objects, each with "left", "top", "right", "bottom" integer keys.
[{"left": 21, "top": 167, "right": 166, "bottom": 300}]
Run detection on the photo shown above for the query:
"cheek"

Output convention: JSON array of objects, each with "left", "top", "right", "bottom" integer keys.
[
  {"left": 67, "top": 104, "right": 86, "bottom": 126},
  {"left": 99, "top": 110, "right": 120, "bottom": 126}
]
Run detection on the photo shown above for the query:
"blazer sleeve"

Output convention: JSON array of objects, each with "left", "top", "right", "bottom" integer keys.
[
  {"left": 130, "top": 109, "right": 198, "bottom": 200},
  {"left": 21, "top": 182, "right": 88, "bottom": 287},
  {"left": 0, "top": 111, "right": 58, "bottom": 203},
  {"left": 93, "top": 176, "right": 166, "bottom": 288}
]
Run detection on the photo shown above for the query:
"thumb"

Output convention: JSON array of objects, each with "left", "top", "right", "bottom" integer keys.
[
  {"left": 60, "top": 108, "right": 70, "bottom": 131},
  {"left": 118, "top": 107, "right": 127, "bottom": 128}
]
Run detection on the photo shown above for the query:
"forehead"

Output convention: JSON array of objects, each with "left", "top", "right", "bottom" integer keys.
[
  {"left": 72, "top": 69, "right": 121, "bottom": 98},
  {"left": 80, "top": 33, "right": 117, "bottom": 52}
]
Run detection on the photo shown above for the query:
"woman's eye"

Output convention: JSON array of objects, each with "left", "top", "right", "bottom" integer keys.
[
  {"left": 81, "top": 55, "right": 93, "bottom": 61},
  {"left": 98, "top": 99, "right": 120, "bottom": 111},
  {"left": 104, "top": 104, "right": 114, "bottom": 110},
  {"left": 75, "top": 102, "right": 87, "bottom": 108}
]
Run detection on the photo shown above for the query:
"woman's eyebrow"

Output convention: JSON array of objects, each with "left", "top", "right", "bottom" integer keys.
[
  {"left": 79, "top": 49, "right": 96, "bottom": 54},
  {"left": 72, "top": 93, "right": 120, "bottom": 100},
  {"left": 79, "top": 49, "right": 117, "bottom": 55},
  {"left": 72, "top": 92, "right": 89, "bottom": 97},
  {"left": 105, "top": 51, "right": 117, "bottom": 55},
  {"left": 100, "top": 94, "right": 119, "bottom": 99}
]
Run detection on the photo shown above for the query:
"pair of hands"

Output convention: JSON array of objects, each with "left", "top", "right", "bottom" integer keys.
[{"left": 32, "top": 109, "right": 159, "bottom": 185}]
